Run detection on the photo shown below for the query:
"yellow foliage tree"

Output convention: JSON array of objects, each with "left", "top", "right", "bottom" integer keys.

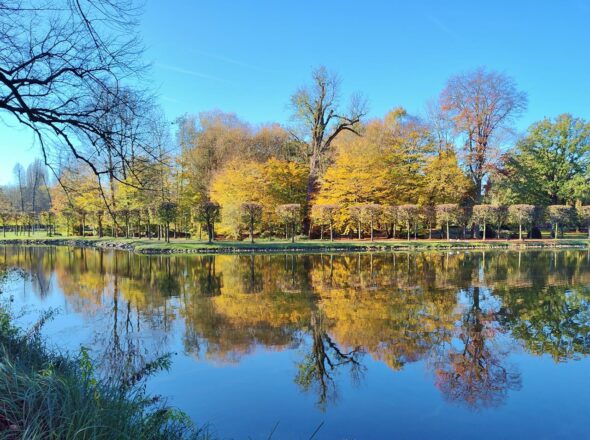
[
  {"left": 315, "top": 109, "right": 430, "bottom": 233},
  {"left": 420, "top": 150, "right": 472, "bottom": 205},
  {"left": 210, "top": 158, "right": 307, "bottom": 239}
]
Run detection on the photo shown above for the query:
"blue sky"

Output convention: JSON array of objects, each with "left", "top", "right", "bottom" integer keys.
[{"left": 1, "top": 0, "right": 590, "bottom": 184}]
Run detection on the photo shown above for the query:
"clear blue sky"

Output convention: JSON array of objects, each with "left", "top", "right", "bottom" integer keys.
[{"left": 1, "top": 0, "right": 589, "bottom": 184}]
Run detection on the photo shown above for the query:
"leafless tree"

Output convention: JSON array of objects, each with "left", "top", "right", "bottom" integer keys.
[
  {"left": 0, "top": 0, "right": 149, "bottom": 183},
  {"left": 290, "top": 66, "right": 368, "bottom": 232},
  {"left": 440, "top": 68, "right": 527, "bottom": 202}
]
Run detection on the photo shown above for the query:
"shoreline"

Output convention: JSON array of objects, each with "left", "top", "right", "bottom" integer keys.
[{"left": 1, "top": 236, "right": 589, "bottom": 255}]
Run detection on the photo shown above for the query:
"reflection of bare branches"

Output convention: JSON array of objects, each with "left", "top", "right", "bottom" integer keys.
[
  {"left": 432, "top": 287, "right": 521, "bottom": 408},
  {"left": 91, "top": 274, "right": 172, "bottom": 387},
  {"left": 295, "top": 312, "right": 365, "bottom": 410}
]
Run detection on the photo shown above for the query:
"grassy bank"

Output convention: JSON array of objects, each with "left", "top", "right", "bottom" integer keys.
[
  {"left": 0, "top": 232, "right": 589, "bottom": 254},
  {"left": 0, "top": 295, "right": 207, "bottom": 439}
]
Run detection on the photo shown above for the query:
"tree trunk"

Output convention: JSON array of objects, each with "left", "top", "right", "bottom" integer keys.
[
  {"left": 358, "top": 221, "right": 361, "bottom": 240},
  {"left": 249, "top": 218, "right": 254, "bottom": 244},
  {"left": 446, "top": 220, "right": 450, "bottom": 241},
  {"left": 483, "top": 221, "right": 486, "bottom": 241},
  {"left": 519, "top": 222, "right": 523, "bottom": 241},
  {"left": 330, "top": 221, "right": 333, "bottom": 242},
  {"left": 208, "top": 222, "right": 213, "bottom": 243},
  {"left": 303, "top": 157, "right": 320, "bottom": 235},
  {"left": 407, "top": 221, "right": 410, "bottom": 241},
  {"left": 370, "top": 219, "right": 374, "bottom": 242}
]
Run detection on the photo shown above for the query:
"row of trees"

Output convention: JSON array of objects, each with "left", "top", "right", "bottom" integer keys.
[
  {"left": 2, "top": 63, "right": 590, "bottom": 242},
  {"left": 2, "top": 194, "right": 587, "bottom": 243},
  {"left": 2, "top": 3, "right": 589, "bottom": 243}
]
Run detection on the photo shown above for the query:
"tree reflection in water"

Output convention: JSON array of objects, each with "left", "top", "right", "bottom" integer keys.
[
  {"left": 295, "top": 311, "right": 365, "bottom": 410},
  {"left": 432, "top": 286, "right": 521, "bottom": 408},
  {"left": 3, "top": 247, "right": 590, "bottom": 410}
]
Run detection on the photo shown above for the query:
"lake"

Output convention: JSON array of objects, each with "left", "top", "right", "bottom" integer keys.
[{"left": 1, "top": 246, "right": 590, "bottom": 440}]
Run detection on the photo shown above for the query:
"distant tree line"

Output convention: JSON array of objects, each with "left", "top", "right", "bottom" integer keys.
[{"left": 2, "top": 63, "right": 590, "bottom": 242}]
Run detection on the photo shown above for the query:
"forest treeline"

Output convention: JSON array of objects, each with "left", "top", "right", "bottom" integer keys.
[{"left": 2, "top": 67, "right": 590, "bottom": 242}]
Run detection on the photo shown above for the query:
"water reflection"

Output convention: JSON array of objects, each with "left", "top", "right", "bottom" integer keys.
[{"left": 2, "top": 246, "right": 590, "bottom": 411}]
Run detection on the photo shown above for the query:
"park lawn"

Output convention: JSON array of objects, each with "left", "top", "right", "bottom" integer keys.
[{"left": 1, "top": 232, "right": 589, "bottom": 254}]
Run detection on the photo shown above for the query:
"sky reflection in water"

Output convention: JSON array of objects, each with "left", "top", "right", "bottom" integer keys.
[{"left": 1, "top": 246, "right": 590, "bottom": 440}]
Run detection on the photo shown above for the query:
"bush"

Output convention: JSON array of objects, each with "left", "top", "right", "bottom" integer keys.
[{"left": 0, "top": 303, "right": 208, "bottom": 440}]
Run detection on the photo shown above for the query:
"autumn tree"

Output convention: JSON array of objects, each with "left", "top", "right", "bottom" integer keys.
[
  {"left": 311, "top": 204, "right": 339, "bottom": 241},
  {"left": 420, "top": 150, "right": 472, "bottom": 205},
  {"left": 157, "top": 202, "right": 178, "bottom": 243},
  {"left": 398, "top": 205, "right": 420, "bottom": 240},
  {"left": 0, "top": 190, "right": 12, "bottom": 237},
  {"left": 240, "top": 202, "right": 263, "bottom": 243},
  {"left": 381, "top": 205, "right": 398, "bottom": 238},
  {"left": 436, "top": 204, "right": 459, "bottom": 240},
  {"left": 315, "top": 110, "right": 430, "bottom": 233},
  {"left": 508, "top": 205, "right": 536, "bottom": 240},
  {"left": 276, "top": 204, "right": 301, "bottom": 243},
  {"left": 362, "top": 204, "right": 382, "bottom": 241},
  {"left": 210, "top": 160, "right": 265, "bottom": 238},
  {"left": 440, "top": 68, "right": 527, "bottom": 201},
  {"left": 422, "top": 205, "right": 436, "bottom": 239},
  {"left": 290, "top": 66, "right": 368, "bottom": 232},
  {"left": 546, "top": 205, "right": 574, "bottom": 239},
  {"left": 349, "top": 205, "right": 365, "bottom": 240},
  {"left": 195, "top": 201, "right": 221, "bottom": 243}
]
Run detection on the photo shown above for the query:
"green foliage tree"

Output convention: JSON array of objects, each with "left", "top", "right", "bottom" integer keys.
[
  {"left": 578, "top": 206, "right": 590, "bottom": 239},
  {"left": 546, "top": 205, "right": 574, "bottom": 239},
  {"left": 195, "top": 201, "right": 221, "bottom": 243},
  {"left": 508, "top": 205, "right": 536, "bottom": 240},
  {"left": 472, "top": 205, "right": 493, "bottom": 240},
  {"left": 157, "top": 202, "right": 178, "bottom": 243},
  {"left": 499, "top": 115, "right": 590, "bottom": 205}
]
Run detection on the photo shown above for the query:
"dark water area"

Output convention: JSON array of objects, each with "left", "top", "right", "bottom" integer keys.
[{"left": 1, "top": 246, "right": 590, "bottom": 439}]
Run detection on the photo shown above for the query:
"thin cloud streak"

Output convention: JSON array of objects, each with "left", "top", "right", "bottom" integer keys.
[
  {"left": 155, "top": 63, "right": 235, "bottom": 85},
  {"left": 425, "top": 14, "right": 463, "bottom": 42},
  {"left": 190, "top": 49, "right": 276, "bottom": 74}
]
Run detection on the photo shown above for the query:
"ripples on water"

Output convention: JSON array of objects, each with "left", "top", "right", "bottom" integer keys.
[{"left": 1, "top": 246, "right": 590, "bottom": 439}]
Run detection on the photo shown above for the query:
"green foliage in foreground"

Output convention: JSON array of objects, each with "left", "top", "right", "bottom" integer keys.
[{"left": 0, "top": 302, "right": 208, "bottom": 440}]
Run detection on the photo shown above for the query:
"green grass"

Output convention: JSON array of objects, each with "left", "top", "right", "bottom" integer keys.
[
  {"left": 0, "top": 300, "right": 209, "bottom": 440},
  {"left": 1, "top": 231, "right": 589, "bottom": 254}
]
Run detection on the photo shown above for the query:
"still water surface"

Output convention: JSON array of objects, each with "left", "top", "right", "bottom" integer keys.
[{"left": 1, "top": 246, "right": 590, "bottom": 439}]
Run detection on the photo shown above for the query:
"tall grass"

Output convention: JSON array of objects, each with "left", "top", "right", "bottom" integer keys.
[{"left": 0, "top": 305, "right": 209, "bottom": 440}]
